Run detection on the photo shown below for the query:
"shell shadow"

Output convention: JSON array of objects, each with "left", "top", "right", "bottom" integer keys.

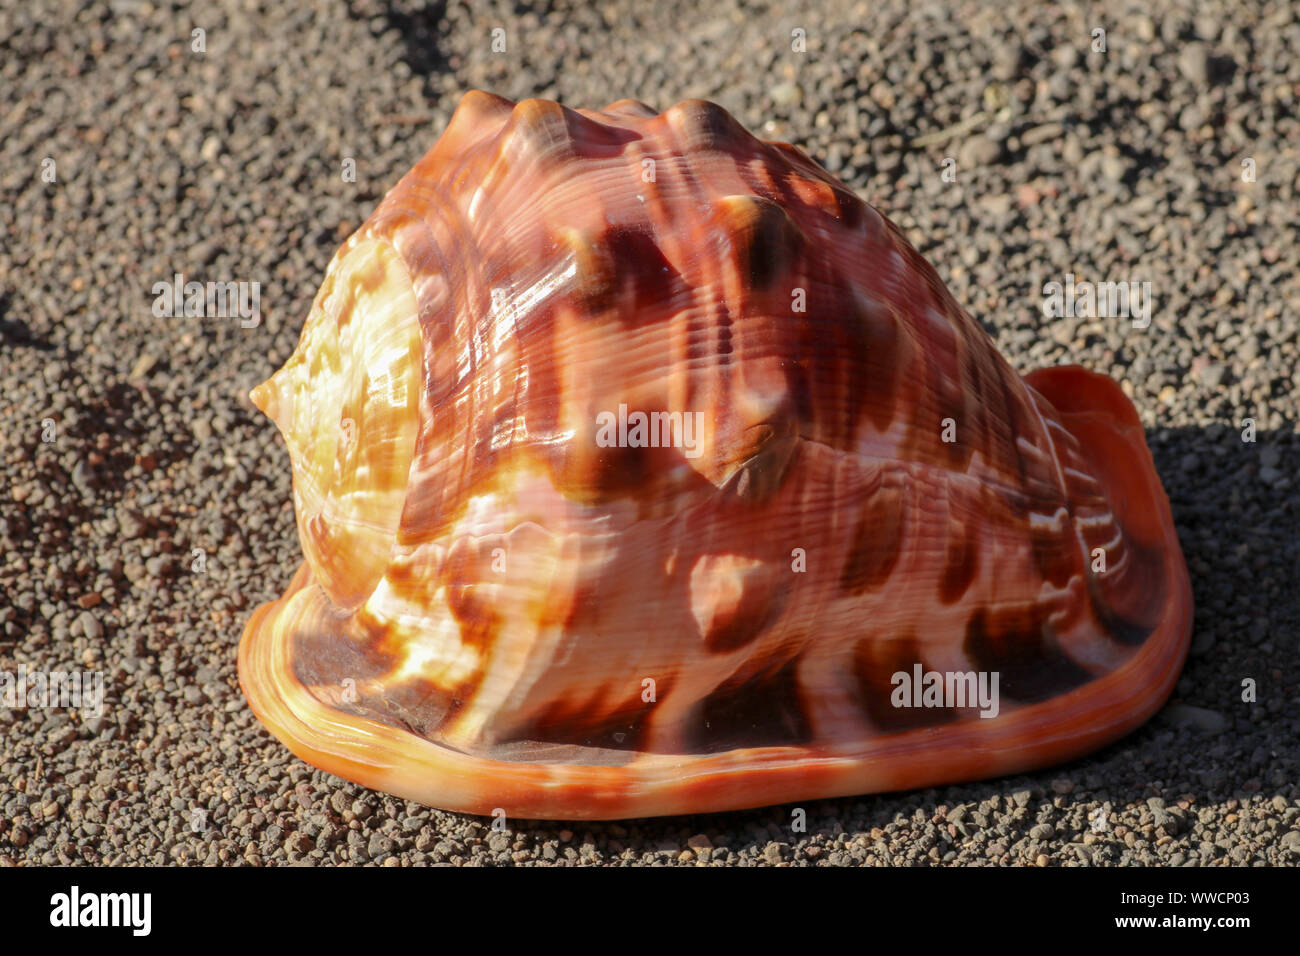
[
  {"left": 355, "top": 1, "right": 451, "bottom": 84},
  {"left": 0, "top": 292, "right": 56, "bottom": 352}
]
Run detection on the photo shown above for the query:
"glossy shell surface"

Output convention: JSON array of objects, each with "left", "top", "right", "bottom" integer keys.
[{"left": 239, "top": 91, "right": 1193, "bottom": 819}]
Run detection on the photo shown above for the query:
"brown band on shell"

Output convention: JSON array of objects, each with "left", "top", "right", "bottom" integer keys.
[
  {"left": 852, "top": 631, "right": 961, "bottom": 733},
  {"left": 1090, "top": 589, "right": 1160, "bottom": 647},
  {"left": 824, "top": 177, "right": 865, "bottom": 230},
  {"left": 963, "top": 605, "right": 1096, "bottom": 703},
  {"left": 686, "top": 653, "right": 812, "bottom": 754},
  {"left": 937, "top": 514, "right": 981, "bottom": 605},
  {"left": 599, "top": 226, "right": 683, "bottom": 326},
  {"left": 848, "top": 295, "right": 906, "bottom": 435},
  {"left": 840, "top": 477, "right": 906, "bottom": 595},
  {"left": 553, "top": 434, "right": 655, "bottom": 504},
  {"left": 505, "top": 683, "right": 654, "bottom": 755},
  {"left": 1087, "top": 536, "right": 1165, "bottom": 647},
  {"left": 712, "top": 194, "right": 806, "bottom": 290},
  {"left": 557, "top": 227, "right": 618, "bottom": 315}
]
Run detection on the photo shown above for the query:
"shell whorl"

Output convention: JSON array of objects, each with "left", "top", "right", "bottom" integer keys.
[{"left": 258, "top": 93, "right": 1049, "bottom": 541}]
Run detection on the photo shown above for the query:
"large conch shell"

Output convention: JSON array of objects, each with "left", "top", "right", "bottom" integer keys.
[{"left": 239, "top": 92, "right": 1193, "bottom": 820}]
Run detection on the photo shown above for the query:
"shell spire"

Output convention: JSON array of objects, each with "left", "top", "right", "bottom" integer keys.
[{"left": 239, "top": 92, "right": 1193, "bottom": 820}]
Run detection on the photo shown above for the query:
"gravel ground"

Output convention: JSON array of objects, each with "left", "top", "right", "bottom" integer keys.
[{"left": 1, "top": 0, "right": 1298, "bottom": 866}]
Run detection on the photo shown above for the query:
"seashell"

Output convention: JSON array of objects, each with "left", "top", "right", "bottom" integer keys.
[{"left": 239, "top": 91, "right": 1193, "bottom": 820}]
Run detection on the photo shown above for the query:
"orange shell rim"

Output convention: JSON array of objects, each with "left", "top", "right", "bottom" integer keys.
[{"left": 237, "top": 548, "right": 1192, "bottom": 822}]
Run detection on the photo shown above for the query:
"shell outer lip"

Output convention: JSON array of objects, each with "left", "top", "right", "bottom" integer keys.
[{"left": 238, "top": 534, "right": 1192, "bottom": 821}]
